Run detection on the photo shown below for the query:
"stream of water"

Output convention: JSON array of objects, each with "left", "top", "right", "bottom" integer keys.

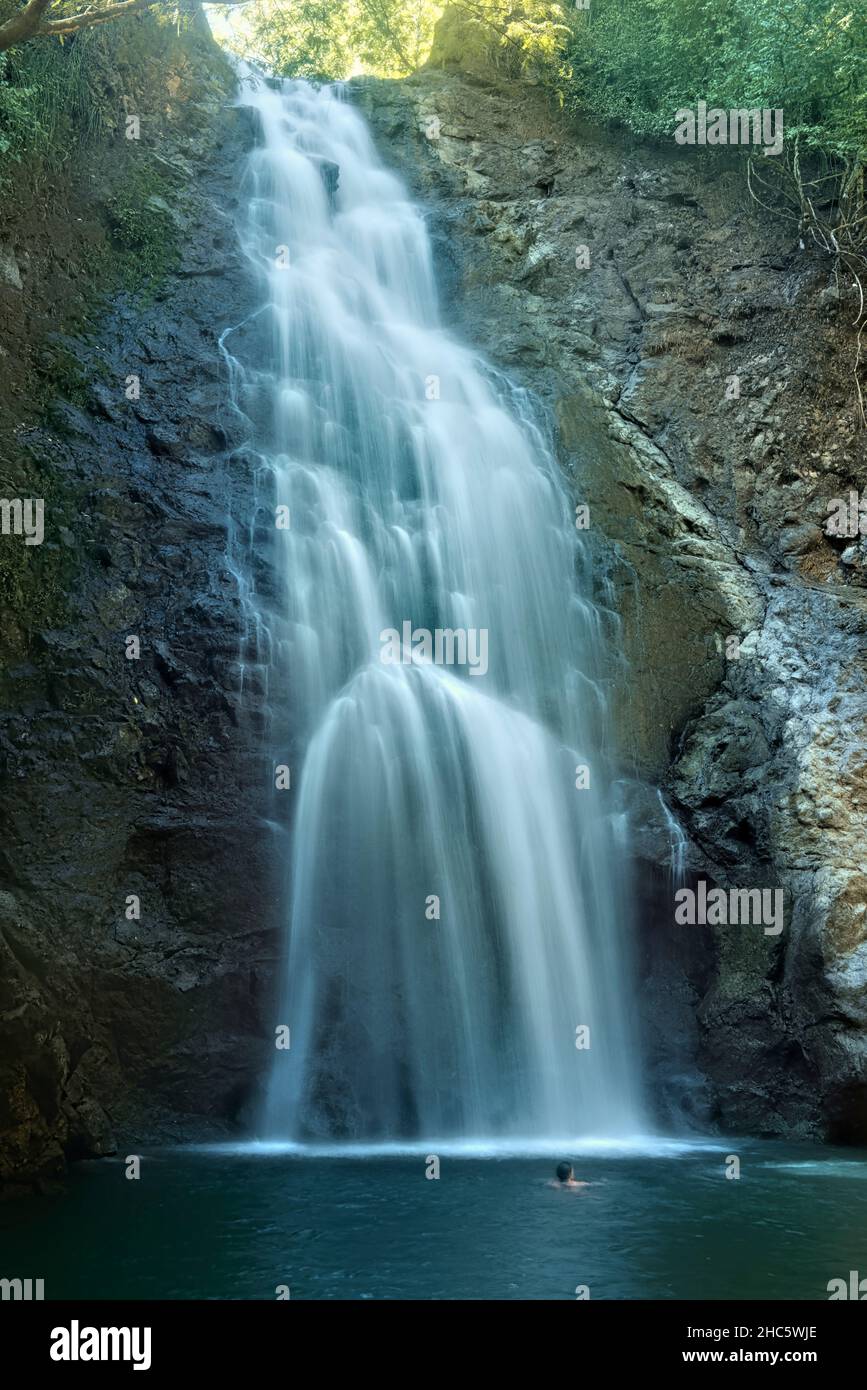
[{"left": 222, "top": 74, "right": 646, "bottom": 1146}]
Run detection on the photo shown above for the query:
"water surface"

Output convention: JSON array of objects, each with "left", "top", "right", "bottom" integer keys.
[{"left": 3, "top": 1141, "right": 865, "bottom": 1299}]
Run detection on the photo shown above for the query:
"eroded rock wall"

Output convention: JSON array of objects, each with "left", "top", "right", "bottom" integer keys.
[{"left": 0, "top": 19, "right": 279, "bottom": 1187}]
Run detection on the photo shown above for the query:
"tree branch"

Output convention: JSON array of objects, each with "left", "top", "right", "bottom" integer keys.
[
  {"left": 0, "top": 0, "right": 54, "bottom": 53},
  {"left": 0, "top": 0, "right": 251, "bottom": 52},
  {"left": 41, "top": 0, "right": 165, "bottom": 36}
]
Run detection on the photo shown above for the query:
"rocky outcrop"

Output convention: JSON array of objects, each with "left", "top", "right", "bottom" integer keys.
[
  {"left": 354, "top": 49, "right": 867, "bottom": 1140},
  {"left": 0, "top": 19, "right": 280, "bottom": 1188}
]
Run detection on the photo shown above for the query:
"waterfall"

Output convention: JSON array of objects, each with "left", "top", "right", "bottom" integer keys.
[
  {"left": 656, "top": 789, "right": 688, "bottom": 888},
  {"left": 224, "top": 74, "right": 646, "bottom": 1145}
]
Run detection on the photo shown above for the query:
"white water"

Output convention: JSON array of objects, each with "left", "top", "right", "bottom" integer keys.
[
  {"left": 657, "top": 789, "right": 688, "bottom": 886},
  {"left": 224, "top": 74, "right": 646, "bottom": 1143}
]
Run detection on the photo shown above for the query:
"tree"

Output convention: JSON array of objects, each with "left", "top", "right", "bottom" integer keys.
[
  {"left": 353, "top": 0, "right": 437, "bottom": 72},
  {"left": 0, "top": 0, "right": 248, "bottom": 56},
  {"left": 237, "top": 1, "right": 571, "bottom": 79},
  {"left": 237, "top": 0, "right": 354, "bottom": 79},
  {"left": 236, "top": 0, "right": 441, "bottom": 79},
  {"left": 449, "top": 0, "right": 570, "bottom": 72}
]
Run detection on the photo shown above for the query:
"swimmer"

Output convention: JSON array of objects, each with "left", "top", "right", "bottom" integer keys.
[{"left": 549, "top": 1161, "right": 588, "bottom": 1189}]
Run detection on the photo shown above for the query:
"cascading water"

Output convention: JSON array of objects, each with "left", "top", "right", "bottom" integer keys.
[{"left": 224, "top": 73, "right": 646, "bottom": 1144}]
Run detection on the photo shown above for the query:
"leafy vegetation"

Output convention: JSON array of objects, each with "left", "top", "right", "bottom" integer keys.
[
  {"left": 226, "top": 0, "right": 572, "bottom": 80},
  {"left": 444, "top": 1, "right": 570, "bottom": 76},
  {"left": 228, "top": 0, "right": 442, "bottom": 79},
  {"left": 0, "top": 0, "right": 247, "bottom": 56},
  {"left": 0, "top": 23, "right": 113, "bottom": 169},
  {"left": 105, "top": 156, "right": 180, "bottom": 284},
  {"left": 562, "top": 0, "right": 867, "bottom": 413},
  {"left": 0, "top": 5, "right": 220, "bottom": 178},
  {"left": 564, "top": 0, "right": 866, "bottom": 162}
]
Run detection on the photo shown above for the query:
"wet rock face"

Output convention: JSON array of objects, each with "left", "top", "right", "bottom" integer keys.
[
  {"left": 356, "top": 66, "right": 867, "bottom": 1140},
  {"left": 0, "top": 38, "right": 282, "bottom": 1187}
]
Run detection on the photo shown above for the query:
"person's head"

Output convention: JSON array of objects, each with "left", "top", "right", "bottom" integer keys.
[{"left": 556, "top": 1162, "right": 573, "bottom": 1183}]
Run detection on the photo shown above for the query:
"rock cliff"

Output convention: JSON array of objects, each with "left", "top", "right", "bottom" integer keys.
[{"left": 0, "top": 16, "right": 277, "bottom": 1187}]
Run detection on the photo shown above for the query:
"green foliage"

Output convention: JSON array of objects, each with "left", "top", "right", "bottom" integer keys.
[
  {"left": 564, "top": 0, "right": 867, "bottom": 162},
  {"left": 0, "top": 10, "right": 193, "bottom": 282},
  {"left": 239, "top": 1, "right": 354, "bottom": 78},
  {"left": 239, "top": 0, "right": 864, "bottom": 163},
  {"left": 105, "top": 157, "right": 180, "bottom": 286},
  {"left": 0, "top": 26, "right": 115, "bottom": 171},
  {"left": 0, "top": 7, "right": 227, "bottom": 180},
  {"left": 558, "top": 0, "right": 867, "bottom": 388},
  {"left": 234, "top": 0, "right": 443, "bottom": 78},
  {"left": 448, "top": 1, "right": 571, "bottom": 76},
  {"left": 233, "top": 0, "right": 576, "bottom": 79},
  {"left": 353, "top": 0, "right": 438, "bottom": 72}
]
